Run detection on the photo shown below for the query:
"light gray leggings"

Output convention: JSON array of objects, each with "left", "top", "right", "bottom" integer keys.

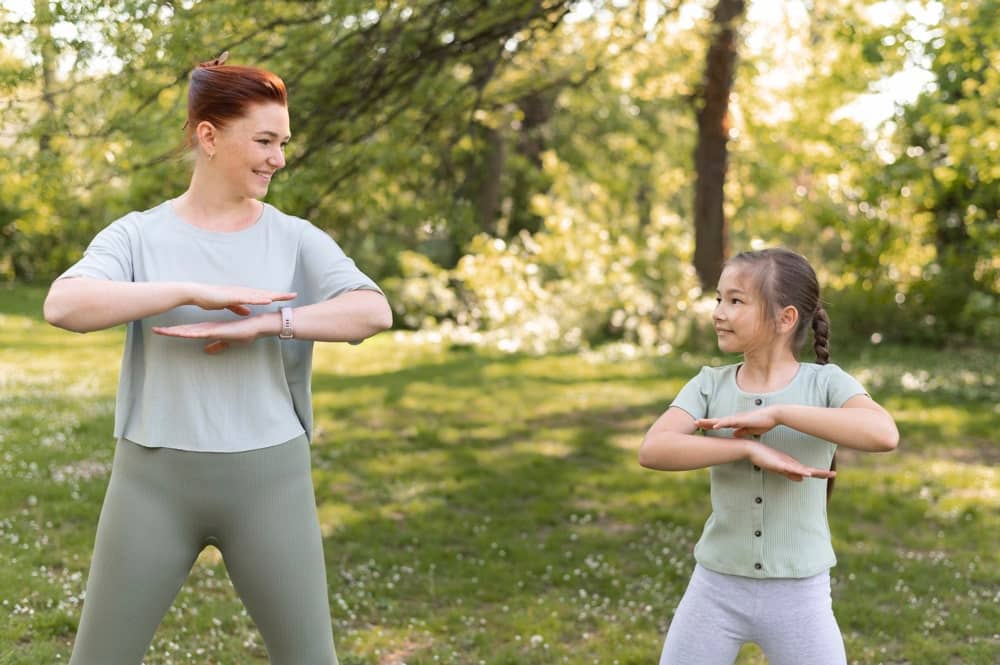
[
  {"left": 659, "top": 564, "right": 847, "bottom": 665},
  {"left": 69, "top": 436, "right": 338, "bottom": 665}
]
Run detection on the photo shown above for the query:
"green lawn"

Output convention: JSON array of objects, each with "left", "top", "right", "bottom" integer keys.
[{"left": 1, "top": 284, "right": 997, "bottom": 664}]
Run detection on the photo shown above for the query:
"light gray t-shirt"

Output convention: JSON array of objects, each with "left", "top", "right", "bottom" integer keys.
[
  {"left": 670, "top": 362, "right": 867, "bottom": 578},
  {"left": 59, "top": 200, "right": 382, "bottom": 452}
]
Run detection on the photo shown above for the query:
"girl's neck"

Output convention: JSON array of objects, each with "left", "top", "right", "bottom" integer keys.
[{"left": 737, "top": 345, "right": 800, "bottom": 393}]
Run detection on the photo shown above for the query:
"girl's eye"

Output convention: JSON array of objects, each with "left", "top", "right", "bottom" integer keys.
[
  {"left": 257, "top": 139, "right": 270, "bottom": 145},
  {"left": 731, "top": 298, "right": 743, "bottom": 304},
  {"left": 715, "top": 297, "right": 722, "bottom": 304}
]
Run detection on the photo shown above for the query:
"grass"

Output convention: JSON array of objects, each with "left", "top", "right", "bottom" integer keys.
[{"left": 1, "top": 283, "right": 998, "bottom": 664}]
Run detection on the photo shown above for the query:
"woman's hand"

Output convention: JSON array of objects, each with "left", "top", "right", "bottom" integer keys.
[
  {"left": 746, "top": 440, "right": 836, "bottom": 482},
  {"left": 187, "top": 284, "right": 296, "bottom": 316},
  {"left": 697, "top": 406, "right": 780, "bottom": 439},
  {"left": 152, "top": 314, "right": 275, "bottom": 354}
]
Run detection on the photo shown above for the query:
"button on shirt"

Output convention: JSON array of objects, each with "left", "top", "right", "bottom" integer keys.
[{"left": 670, "top": 362, "right": 867, "bottom": 578}]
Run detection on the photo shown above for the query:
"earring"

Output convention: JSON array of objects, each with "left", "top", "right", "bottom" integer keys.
[{"left": 208, "top": 152, "right": 215, "bottom": 160}]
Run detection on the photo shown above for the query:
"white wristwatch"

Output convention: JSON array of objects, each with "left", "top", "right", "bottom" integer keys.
[{"left": 279, "top": 306, "right": 294, "bottom": 340}]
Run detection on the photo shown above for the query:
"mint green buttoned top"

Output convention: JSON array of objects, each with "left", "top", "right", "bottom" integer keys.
[{"left": 671, "top": 362, "right": 867, "bottom": 579}]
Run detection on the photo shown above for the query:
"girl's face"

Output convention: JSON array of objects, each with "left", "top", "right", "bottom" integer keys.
[
  {"left": 713, "top": 266, "right": 773, "bottom": 354},
  {"left": 210, "top": 102, "right": 290, "bottom": 199}
]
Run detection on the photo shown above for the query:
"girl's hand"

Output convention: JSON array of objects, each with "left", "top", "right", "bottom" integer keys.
[
  {"left": 746, "top": 440, "right": 836, "bottom": 482},
  {"left": 188, "top": 284, "right": 296, "bottom": 316},
  {"left": 152, "top": 315, "right": 271, "bottom": 354},
  {"left": 697, "top": 406, "right": 780, "bottom": 439}
]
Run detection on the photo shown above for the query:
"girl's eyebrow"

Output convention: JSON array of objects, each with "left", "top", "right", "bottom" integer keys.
[{"left": 717, "top": 287, "right": 747, "bottom": 296}]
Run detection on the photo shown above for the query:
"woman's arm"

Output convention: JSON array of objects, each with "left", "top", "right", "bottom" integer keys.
[
  {"left": 151, "top": 288, "right": 392, "bottom": 353},
  {"left": 43, "top": 277, "right": 296, "bottom": 333},
  {"left": 638, "top": 406, "right": 835, "bottom": 481},
  {"left": 697, "top": 395, "right": 899, "bottom": 453}
]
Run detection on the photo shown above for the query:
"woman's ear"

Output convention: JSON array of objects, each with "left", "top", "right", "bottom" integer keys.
[
  {"left": 195, "top": 120, "right": 218, "bottom": 159},
  {"left": 777, "top": 305, "right": 799, "bottom": 335}
]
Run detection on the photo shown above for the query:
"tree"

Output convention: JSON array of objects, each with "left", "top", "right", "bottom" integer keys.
[{"left": 692, "top": 0, "right": 745, "bottom": 290}]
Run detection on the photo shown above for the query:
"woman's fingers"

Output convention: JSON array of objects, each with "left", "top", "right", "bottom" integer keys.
[
  {"left": 204, "top": 340, "right": 228, "bottom": 354},
  {"left": 227, "top": 304, "right": 252, "bottom": 316}
]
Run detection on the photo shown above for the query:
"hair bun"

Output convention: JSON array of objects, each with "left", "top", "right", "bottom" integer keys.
[{"left": 199, "top": 51, "right": 229, "bottom": 68}]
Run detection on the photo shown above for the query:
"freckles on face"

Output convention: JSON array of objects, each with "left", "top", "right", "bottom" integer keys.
[{"left": 216, "top": 103, "right": 291, "bottom": 194}]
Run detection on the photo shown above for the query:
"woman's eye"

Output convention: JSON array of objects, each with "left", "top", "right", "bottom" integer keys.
[
  {"left": 715, "top": 297, "right": 722, "bottom": 304},
  {"left": 732, "top": 299, "right": 743, "bottom": 304},
  {"left": 257, "top": 139, "right": 270, "bottom": 145}
]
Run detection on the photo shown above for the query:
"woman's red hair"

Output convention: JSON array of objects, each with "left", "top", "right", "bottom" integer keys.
[{"left": 184, "top": 58, "right": 287, "bottom": 150}]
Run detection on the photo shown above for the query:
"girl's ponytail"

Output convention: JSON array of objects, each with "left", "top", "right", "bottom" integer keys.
[
  {"left": 812, "top": 306, "right": 830, "bottom": 365},
  {"left": 812, "top": 305, "right": 835, "bottom": 500}
]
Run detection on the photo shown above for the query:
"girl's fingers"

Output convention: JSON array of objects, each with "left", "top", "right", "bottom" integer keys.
[{"left": 227, "top": 304, "right": 252, "bottom": 316}]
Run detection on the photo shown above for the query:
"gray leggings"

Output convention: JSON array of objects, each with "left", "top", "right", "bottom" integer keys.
[
  {"left": 659, "top": 564, "right": 847, "bottom": 665},
  {"left": 69, "top": 436, "right": 338, "bottom": 665}
]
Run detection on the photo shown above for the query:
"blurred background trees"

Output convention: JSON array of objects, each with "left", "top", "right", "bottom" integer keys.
[{"left": 1, "top": 0, "right": 996, "bottom": 350}]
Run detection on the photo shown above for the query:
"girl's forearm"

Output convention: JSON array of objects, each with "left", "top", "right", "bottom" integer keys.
[
  {"left": 638, "top": 431, "right": 751, "bottom": 471},
  {"left": 773, "top": 404, "right": 899, "bottom": 452},
  {"left": 44, "top": 278, "right": 194, "bottom": 333}
]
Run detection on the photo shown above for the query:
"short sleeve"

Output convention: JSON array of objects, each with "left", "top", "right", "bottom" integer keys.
[
  {"left": 58, "top": 216, "right": 135, "bottom": 282},
  {"left": 298, "top": 224, "right": 382, "bottom": 303},
  {"left": 822, "top": 363, "right": 869, "bottom": 408},
  {"left": 670, "top": 366, "right": 714, "bottom": 420}
]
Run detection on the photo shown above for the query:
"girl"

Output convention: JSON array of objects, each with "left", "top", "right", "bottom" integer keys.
[
  {"left": 638, "top": 248, "right": 898, "bottom": 665},
  {"left": 44, "top": 54, "right": 391, "bottom": 664}
]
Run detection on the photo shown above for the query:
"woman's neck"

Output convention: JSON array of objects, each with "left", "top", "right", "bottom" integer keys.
[
  {"left": 737, "top": 345, "right": 799, "bottom": 393},
  {"left": 172, "top": 163, "right": 264, "bottom": 231},
  {"left": 172, "top": 187, "right": 261, "bottom": 232}
]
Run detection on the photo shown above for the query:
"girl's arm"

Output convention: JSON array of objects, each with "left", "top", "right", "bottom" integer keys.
[
  {"left": 698, "top": 395, "right": 899, "bottom": 453},
  {"left": 638, "top": 406, "right": 836, "bottom": 481},
  {"left": 151, "top": 289, "right": 392, "bottom": 353},
  {"left": 43, "top": 277, "right": 296, "bottom": 333}
]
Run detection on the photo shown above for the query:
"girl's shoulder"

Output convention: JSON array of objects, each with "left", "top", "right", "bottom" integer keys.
[
  {"left": 686, "top": 362, "right": 740, "bottom": 392},
  {"left": 798, "top": 361, "right": 855, "bottom": 382}
]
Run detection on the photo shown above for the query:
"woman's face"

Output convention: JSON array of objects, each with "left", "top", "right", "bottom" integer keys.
[{"left": 211, "top": 102, "right": 290, "bottom": 199}]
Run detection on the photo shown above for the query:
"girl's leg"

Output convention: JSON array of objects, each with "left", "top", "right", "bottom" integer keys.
[
  {"left": 659, "top": 565, "right": 749, "bottom": 665},
  {"left": 69, "top": 441, "right": 200, "bottom": 665},
  {"left": 218, "top": 436, "right": 338, "bottom": 665},
  {"left": 754, "top": 571, "right": 847, "bottom": 665}
]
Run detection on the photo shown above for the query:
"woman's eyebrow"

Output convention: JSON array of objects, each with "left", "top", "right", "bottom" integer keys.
[{"left": 255, "top": 130, "right": 292, "bottom": 141}]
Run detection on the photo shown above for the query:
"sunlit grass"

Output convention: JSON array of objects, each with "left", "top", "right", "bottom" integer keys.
[{"left": 1, "top": 285, "right": 998, "bottom": 664}]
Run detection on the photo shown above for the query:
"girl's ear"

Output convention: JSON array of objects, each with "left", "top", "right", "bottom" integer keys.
[{"left": 777, "top": 304, "right": 798, "bottom": 335}]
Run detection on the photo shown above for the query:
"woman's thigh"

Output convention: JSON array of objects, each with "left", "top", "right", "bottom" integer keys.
[
  {"left": 217, "top": 437, "right": 338, "bottom": 665},
  {"left": 69, "top": 441, "right": 201, "bottom": 665}
]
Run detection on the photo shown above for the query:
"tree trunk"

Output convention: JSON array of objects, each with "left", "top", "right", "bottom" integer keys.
[
  {"left": 34, "top": 0, "right": 59, "bottom": 154},
  {"left": 507, "top": 88, "right": 557, "bottom": 237},
  {"left": 692, "top": 0, "right": 745, "bottom": 290},
  {"left": 475, "top": 123, "right": 506, "bottom": 236}
]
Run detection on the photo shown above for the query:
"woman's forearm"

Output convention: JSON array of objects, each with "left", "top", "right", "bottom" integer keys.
[
  {"left": 774, "top": 404, "right": 899, "bottom": 452},
  {"left": 44, "top": 278, "right": 194, "bottom": 333},
  {"left": 260, "top": 289, "right": 393, "bottom": 343}
]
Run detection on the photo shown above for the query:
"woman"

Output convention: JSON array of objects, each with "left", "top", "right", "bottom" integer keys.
[{"left": 44, "top": 53, "right": 391, "bottom": 665}]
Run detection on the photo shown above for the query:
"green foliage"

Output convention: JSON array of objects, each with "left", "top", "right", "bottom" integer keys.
[{"left": 1, "top": 1, "right": 996, "bottom": 350}]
